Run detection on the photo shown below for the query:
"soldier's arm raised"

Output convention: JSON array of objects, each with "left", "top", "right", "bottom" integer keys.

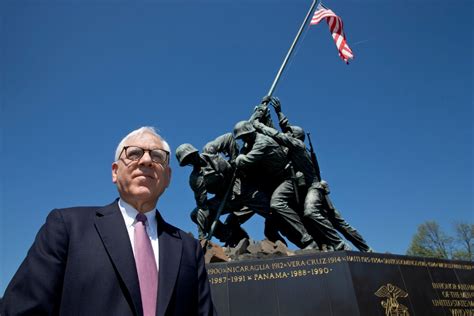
[
  {"left": 235, "top": 139, "right": 267, "bottom": 169},
  {"left": 202, "top": 133, "right": 239, "bottom": 160},
  {"left": 270, "top": 97, "right": 291, "bottom": 133},
  {"left": 253, "top": 121, "right": 298, "bottom": 150}
]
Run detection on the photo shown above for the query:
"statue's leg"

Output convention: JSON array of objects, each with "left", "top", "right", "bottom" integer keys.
[
  {"left": 303, "top": 185, "right": 347, "bottom": 250},
  {"left": 270, "top": 179, "right": 316, "bottom": 249},
  {"left": 222, "top": 212, "right": 251, "bottom": 247},
  {"left": 326, "top": 207, "right": 371, "bottom": 252},
  {"left": 263, "top": 217, "right": 288, "bottom": 246},
  {"left": 206, "top": 197, "right": 232, "bottom": 243},
  {"left": 190, "top": 207, "right": 209, "bottom": 240}
]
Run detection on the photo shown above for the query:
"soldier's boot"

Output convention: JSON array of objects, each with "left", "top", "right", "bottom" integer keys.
[
  {"left": 302, "top": 240, "right": 319, "bottom": 250},
  {"left": 225, "top": 227, "right": 249, "bottom": 248},
  {"left": 211, "top": 220, "right": 231, "bottom": 243},
  {"left": 334, "top": 241, "right": 352, "bottom": 251},
  {"left": 321, "top": 244, "right": 334, "bottom": 252},
  {"left": 263, "top": 218, "right": 288, "bottom": 246}
]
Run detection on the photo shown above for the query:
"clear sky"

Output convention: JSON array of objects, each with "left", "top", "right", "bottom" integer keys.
[{"left": 1, "top": 0, "right": 472, "bottom": 294}]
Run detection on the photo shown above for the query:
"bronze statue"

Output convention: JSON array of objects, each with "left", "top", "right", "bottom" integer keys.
[
  {"left": 233, "top": 120, "right": 318, "bottom": 250},
  {"left": 177, "top": 96, "right": 371, "bottom": 252}
]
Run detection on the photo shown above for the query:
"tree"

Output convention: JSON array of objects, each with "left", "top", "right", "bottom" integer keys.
[
  {"left": 406, "top": 221, "right": 473, "bottom": 261},
  {"left": 406, "top": 221, "right": 453, "bottom": 259},
  {"left": 452, "top": 223, "right": 474, "bottom": 261}
]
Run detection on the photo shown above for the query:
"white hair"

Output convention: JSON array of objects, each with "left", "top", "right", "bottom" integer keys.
[{"left": 114, "top": 126, "right": 171, "bottom": 161}]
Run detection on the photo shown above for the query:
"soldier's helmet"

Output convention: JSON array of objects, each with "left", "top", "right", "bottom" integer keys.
[
  {"left": 289, "top": 125, "right": 305, "bottom": 141},
  {"left": 233, "top": 120, "right": 256, "bottom": 139},
  {"left": 175, "top": 143, "right": 198, "bottom": 166}
]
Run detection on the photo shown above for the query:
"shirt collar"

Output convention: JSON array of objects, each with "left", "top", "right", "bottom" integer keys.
[{"left": 118, "top": 199, "right": 157, "bottom": 235}]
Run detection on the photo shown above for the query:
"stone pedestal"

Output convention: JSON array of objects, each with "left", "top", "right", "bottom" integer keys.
[{"left": 207, "top": 251, "right": 474, "bottom": 315}]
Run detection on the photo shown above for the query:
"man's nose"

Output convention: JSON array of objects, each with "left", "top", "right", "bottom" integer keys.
[{"left": 138, "top": 151, "right": 153, "bottom": 166}]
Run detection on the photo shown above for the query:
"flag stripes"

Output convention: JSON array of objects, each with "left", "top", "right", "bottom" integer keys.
[{"left": 310, "top": 3, "right": 354, "bottom": 64}]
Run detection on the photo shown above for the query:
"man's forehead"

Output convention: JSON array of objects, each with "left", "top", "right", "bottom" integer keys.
[{"left": 125, "top": 132, "right": 162, "bottom": 146}]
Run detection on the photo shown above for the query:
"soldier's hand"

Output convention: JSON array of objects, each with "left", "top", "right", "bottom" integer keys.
[
  {"left": 198, "top": 208, "right": 210, "bottom": 218},
  {"left": 234, "top": 156, "right": 247, "bottom": 178},
  {"left": 270, "top": 97, "right": 281, "bottom": 112},
  {"left": 234, "top": 155, "right": 245, "bottom": 169},
  {"left": 252, "top": 120, "right": 265, "bottom": 130},
  {"left": 196, "top": 208, "right": 211, "bottom": 229},
  {"left": 261, "top": 95, "right": 272, "bottom": 104}
]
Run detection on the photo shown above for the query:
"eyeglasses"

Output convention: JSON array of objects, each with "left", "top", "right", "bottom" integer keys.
[{"left": 119, "top": 146, "right": 169, "bottom": 165}]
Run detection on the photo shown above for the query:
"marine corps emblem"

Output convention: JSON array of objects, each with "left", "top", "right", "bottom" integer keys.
[{"left": 374, "top": 283, "right": 410, "bottom": 316}]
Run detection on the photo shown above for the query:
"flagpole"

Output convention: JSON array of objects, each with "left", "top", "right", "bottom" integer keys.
[{"left": 267, "top": 0, "right": 318, "bottom": 97}]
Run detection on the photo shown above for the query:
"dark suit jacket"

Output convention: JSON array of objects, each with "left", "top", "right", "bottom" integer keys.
[{"left": 2, "top": 200, "right": 217, "bottom": 316}]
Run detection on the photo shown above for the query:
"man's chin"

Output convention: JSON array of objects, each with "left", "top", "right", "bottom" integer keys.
[{"left": 134, "top": 188, "right": 157, "bottom": 198}]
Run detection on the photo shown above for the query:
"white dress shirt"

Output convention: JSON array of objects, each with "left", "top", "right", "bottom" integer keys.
[{"left": 118, "top": 199, "right": 159, "bottom": 271}]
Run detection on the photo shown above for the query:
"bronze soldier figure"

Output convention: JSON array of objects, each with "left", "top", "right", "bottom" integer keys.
[
  {"left": 267, "top": 97, "right": 372, "bottom": 252},
  {"left": 176, "top": 139, "right": 277, "bottom": 247},
  {"left": 233, "top": 120, "right": 318, "bottom": 249}
]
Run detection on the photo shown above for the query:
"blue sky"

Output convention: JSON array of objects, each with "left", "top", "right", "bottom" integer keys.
[{"left": 1, "top": 0, "right": 472, "bottom": 294}]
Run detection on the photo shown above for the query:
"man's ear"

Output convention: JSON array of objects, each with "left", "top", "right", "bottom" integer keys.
[
  {"left": 165, "top": 166, "right": 172, "bottom": 188},
  {"left": 112, "top": 162, "right": 118, "bottom": 183}
]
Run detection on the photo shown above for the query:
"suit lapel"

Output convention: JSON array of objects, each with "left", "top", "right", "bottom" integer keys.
[
  {"left": 156, "top": 212, "right": 182, "bottom": 316},
  {"left": 94, "top": 201, "right": 143, "bottom": 316}
]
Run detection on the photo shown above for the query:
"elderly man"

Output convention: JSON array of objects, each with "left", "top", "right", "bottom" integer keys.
[{"left": 2, "top": 127, "right": 216, "bottom": 316}]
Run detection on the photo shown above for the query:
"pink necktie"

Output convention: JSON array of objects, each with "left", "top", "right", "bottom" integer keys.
[{"left": 134, "top": 213, "right": 158, "bottom": 316}]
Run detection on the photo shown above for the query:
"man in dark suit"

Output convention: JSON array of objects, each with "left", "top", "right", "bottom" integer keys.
[{"left": 2, "top": 126, "right": 217, "bottom": 316}]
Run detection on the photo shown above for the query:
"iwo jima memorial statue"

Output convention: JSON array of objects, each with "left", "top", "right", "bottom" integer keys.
[{"left": 176, "top": 2, "right": 474, "bottom": 315}]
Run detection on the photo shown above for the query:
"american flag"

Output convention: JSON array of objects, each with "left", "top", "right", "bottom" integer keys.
[{"left": 310, "top": 3, "right": 354, "bottom": 64}]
